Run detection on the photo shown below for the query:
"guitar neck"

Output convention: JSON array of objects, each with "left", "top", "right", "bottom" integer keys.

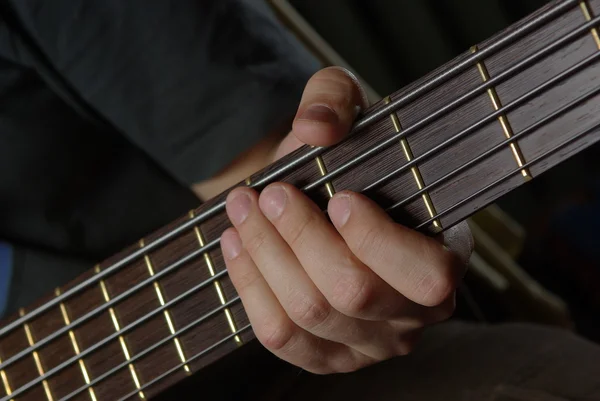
[{"left": 2, "top": 0, "right": 600, "bottom": 400}]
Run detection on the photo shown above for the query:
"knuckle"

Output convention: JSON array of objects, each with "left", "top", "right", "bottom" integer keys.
[
  {"left": 286, "top": 211, "right": 318, "bottom": 248},
  {"left": 353, "top": 225, "right": 385, "bottom": 260},
  {"left": 331, "top": 271, "right": 374, "bottom": 317},
  {"left": 418, "top": 247, "right": 459, "bottom": 307},
  {"left": 230, "top": 268, "right": 261, "bottom": 293},
  {"left": 288, "top": 294, "right": 331, "bottom": 330},
  {"left": 394, "top": 330, "right": 421, "bottom": 356},
  {"left": 255, "top": 319, "right": 294, "bottom": 351},
  {"left": 395, "top": 340, "right": 416, "bottom": 356},
  {"left": 244, "top": 230, "right": 268, "bottom": 256},
  {"left": 330, "top": 353, "right": 368, "bottom": 373}
]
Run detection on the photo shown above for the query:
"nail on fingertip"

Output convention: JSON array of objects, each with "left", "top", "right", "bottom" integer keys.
[
  {"left": 328, "top": 194, "right": 351, "bottom": 227},
  {"left": 227, "top": 192, "right": 251, "bottom": 225},
  {"left": 222, "top": 231, "right": 243, "bottom": 261},
  {"left": 298, "top": 104, "right": 338, "bottom": 124},
  {"left": 260, "top": 185, "right": 287, "bottom": 220}
]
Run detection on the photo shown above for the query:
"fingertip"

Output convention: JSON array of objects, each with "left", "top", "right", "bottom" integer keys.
[
  {"left": 221, "top": 228, "right": 242, "bottom": 261},
  {"left": 292, "top": 108, "right": 347, "bottom": 147},
  {"left": 292, "top": 66, "right": 368, "bottom": 148},
  {"left": 328, "top": 192, "right": 353, "bottom": 229}
]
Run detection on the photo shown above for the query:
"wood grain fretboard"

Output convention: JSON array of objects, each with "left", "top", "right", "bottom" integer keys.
[{"left": 2, "top": 1, "right": 600, "bottom": 400}]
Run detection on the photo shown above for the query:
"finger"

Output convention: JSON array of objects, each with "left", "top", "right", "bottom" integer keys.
[
  {"left": 225, "top": 187, "right": 399, "bottom": 360},
  {"left": 220, "top": 228, "right": 369, "bottom": 374},
  {"left": 292, "top": 66, "right": 369, "bottom": 147},
  {"left": 258, "top": 182, "right": 428, "bottom": 322},
  {"left": 328, "top": 191, "right": 463, "bottom": 308}
]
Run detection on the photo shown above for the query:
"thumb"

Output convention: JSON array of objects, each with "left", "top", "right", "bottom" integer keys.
[{"left": 273, "top": 66, "right": 369, "bottom": 160}]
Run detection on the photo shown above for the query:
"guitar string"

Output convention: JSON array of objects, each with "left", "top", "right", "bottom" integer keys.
[
  {"left": 413, "top": 122, "right": 599, "bottom": 230},
  {"left": 4, "top": 54, "right": 600, "bottom": 401},
  {"left": 0, "top": 0, "right": 577, "bottom": 339},
  {"left": 58, "top": 298, "right": 243, "bottom": 401},
  {"left": 385, "top": 84, "right": 600, "bottom": 211},
  {"left": 59, "top": 122, "right": 600, "bottom": 401},
  {"left": 0, "top": 276, "right": 237, "bottom": 400},
  {"left": 1, "top": 9, "right": 598, "bottom": 375},
  {"left": 360, "top": 50, "right": 600, "bottom": 195}
]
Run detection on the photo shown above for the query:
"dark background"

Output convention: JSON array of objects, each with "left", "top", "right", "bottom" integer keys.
[{"left": 289, "top": 0, "right": 600, "bottom": 342}]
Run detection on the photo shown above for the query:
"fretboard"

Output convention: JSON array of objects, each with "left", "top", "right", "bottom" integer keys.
[{"left": 3, "top": 0, "right": 600, "bottom": 400}]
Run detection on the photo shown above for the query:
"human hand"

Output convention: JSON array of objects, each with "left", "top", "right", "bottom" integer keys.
[{"left": 220, "top": 67, "right": 473, "bottom": 374}]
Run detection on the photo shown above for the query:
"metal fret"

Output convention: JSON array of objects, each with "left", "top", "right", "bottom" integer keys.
[
  {"left": 315, "top": 156, "right": 335, "bottom": 198},
  {"left": 19, "top": 309, "right": 54, "bottom": 401},
  {"left": 138, "top": 240, "right": 191, "bottom": 374},
  {"left": 55, "top": 288, "right": 98, "bottom": 401},
  {"left": 471, "top": 45, "right": 531, "bottom": 180},
  {"left": 384, "top": 96, "right": 442, "bottom": 230},
  {"left": 188, "top": 211, "right": 242, "bottom": 346},
  {"left": 580, "top": 1, "right": 600, "bottom": 48},
  {"left": 94, "top": 266, "right": 145, "bottom": 399},
  {"left": 0, "top": 355, "right": 12, "bottom": 401}
]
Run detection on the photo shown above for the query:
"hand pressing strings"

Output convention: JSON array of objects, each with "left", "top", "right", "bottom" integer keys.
[{"left": 221, "top": 66, "right": 473, "bottom": 374}]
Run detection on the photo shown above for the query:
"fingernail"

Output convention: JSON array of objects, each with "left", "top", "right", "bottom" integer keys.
[
  {"left": 298, "top": 104, "right": 338, "bottom": 124},
  {"left": 328, "top": 194, "right": 351, "bottom": 228},
  {"left": 227, "top": 192, "right": 251, "bottom": 225},
  {"left": 222, "top": 231, "right": 242, "bottom": 260},
  {"left": 260, "top": 185, "right": 287, "bottom": 220}
]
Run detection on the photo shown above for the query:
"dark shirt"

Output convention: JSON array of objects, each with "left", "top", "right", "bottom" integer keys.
[{"left": 0, "top": 0, "right": 318, "bottom": 316}]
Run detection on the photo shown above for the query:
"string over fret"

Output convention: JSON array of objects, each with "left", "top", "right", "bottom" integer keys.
[
  {"left": 0, "top": 355, "right": 12, "bottom": 401},
  {"left": 94, "top": 266, "right": 145, "bottom": 399},
  {"left": 470, "top": 45, "right": 531, "bottom": 180},
  {"left": 383, "top": 96, "right": 442, "bottom": 230},
  {"left": 189, "top": 211, "right": 242, "bottom": 346},
  {"left": 315, "top": 155, "right": 335, "bottom": 198},
  {"left": 138, "top": 240, "right": 191, "bottom": 374},
  {"left": 55, "top": 288, "right": 97, "bottom": 401},
  {"left": 580, "top": 1, "right": 600, "bottom": 48},
  {"left": 19, "top": 309, "right": 54, "bottom": 401}
]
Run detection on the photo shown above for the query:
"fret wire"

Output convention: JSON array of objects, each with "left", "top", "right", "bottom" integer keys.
[
  {"left": 471, "top": 45, "right": 531, "bottom": 179},
  {"left": 362, "top": 45, "right": 600, "bottom": 196},
  {"left": 383, "top": 96, "right": 441, "bottom": 231},
  {"left": 0, "top": 1, "right": 576, "bottom": 340},
  {"left": 19, "top": 309, "right": 54, "bottom": 401},
  {"left": 56, "top": 297, "right": 241, "bottom": 401},
  {"left": 0, "top": 356, "right": 12, "bottom": 401},
  {"left": 188, "top": 211, "right": 242, "bottom": 346},
  {"left": 580, "top": 1, "right": 600, "bottom": 48},
  {"left": 139, "top": 239, "right": 191, "bottom": 373},
  {"left": 55, "top": 288, "right": 97, "bottom": 401},
  {"left": 117, "top": 325, "right": 252, "bottom": 401},
  {"left": 387, "top": 84, "right": 600, "bottom": 212},
  {"left": 3, "top": 15, "right": 600, "bottom": 376},
  {"left": 414, "top": 123, "right": 598, "bottom": 231},
  {"left": 95, "top": 266, "right": 145, "bottom": 399}
]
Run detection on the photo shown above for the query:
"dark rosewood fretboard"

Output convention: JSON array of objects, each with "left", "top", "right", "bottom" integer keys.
[{"left": 2, "top": 1, "right": 600, "bottom": 400}]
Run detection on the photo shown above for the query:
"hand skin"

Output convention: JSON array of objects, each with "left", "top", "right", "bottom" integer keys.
[{"left": 202, "top": 66, "right": 473, "bottom": 374}]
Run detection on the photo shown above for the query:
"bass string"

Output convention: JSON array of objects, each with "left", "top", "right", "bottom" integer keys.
[
  {"left": 5, "top": 82, "right": 600, "bottom": 401},
  {"left": 0, "top": 0, "right": 578, "bottom": 338},
  {"left": 1, "top": 8, "right": 598, "bottom": 374}
]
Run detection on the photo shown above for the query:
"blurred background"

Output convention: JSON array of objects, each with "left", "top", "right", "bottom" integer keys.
[{"left": 269, "top": 0, "right": 599, "bottom": 343}]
